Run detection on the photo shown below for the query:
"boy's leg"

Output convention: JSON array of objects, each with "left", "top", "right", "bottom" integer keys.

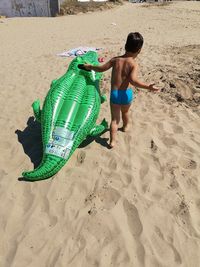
[
  {"left": 121, "top": 104, "right": 131, "bottom": 132},
  {"left": 110, "top": 103, "right": 121, "bottom": 148}
]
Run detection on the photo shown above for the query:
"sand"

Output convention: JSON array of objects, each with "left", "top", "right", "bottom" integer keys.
[{"left": 0, "top": 1, "right": 200, "bottom": 266}]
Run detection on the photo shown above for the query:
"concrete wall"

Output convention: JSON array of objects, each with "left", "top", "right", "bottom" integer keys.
[{"left": 0, "top": 0, "right": 59, "bottom": 17}]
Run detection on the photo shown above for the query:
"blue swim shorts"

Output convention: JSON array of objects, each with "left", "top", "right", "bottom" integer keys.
[{"left": 110, "top": 88, "right": 134, "bottom": 105}]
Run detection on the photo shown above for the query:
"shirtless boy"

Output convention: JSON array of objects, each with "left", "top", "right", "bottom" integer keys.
[{"left": 83, "top": 32, "right": 159, "bottom": 148}]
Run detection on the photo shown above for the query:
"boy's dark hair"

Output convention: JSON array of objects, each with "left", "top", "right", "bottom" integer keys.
[{"left": 125, "top": 32, "right": 144, "bottom": 53}]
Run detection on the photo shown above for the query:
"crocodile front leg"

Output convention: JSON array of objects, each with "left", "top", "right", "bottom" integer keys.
[
  {"left": 32, "top": 99, "right": 41, "bottom": 122},
  {"left": 89, "top": 119, "right": 108, "bottom": 137},
  {"left": 100, "top": 95, "right": 107, "bottom": 104}
]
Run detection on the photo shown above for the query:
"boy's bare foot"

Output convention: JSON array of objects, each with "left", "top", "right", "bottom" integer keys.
[
  {"left": 109, "top": 141, "right": 115, "bottom": 148},
  {"left": 122, "top": 125, "right": 129, "bottom": 132}
]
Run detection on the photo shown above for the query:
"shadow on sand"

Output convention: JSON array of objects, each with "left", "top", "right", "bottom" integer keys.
[
  {"left": 15, "top": 116, "right": 43, "bottom": 169},
  {"left": 16, "top": 117, "right": 110, "bottom": 181},
  {"left": 79, "top": 129, "right": 110, "bottom": 149}
]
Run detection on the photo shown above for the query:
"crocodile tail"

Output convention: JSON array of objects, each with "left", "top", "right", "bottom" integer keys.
[{"left": 22, "top": 155, "right": 65, "bottom": 181}]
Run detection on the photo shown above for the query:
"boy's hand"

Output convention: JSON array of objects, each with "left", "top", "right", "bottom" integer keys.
[
  {"left": 83, "top": 64, "right": 92, "bottom": 70},
  {"left": 148, "top": 83, "right": 159, "bottom": 92},
  {"left": 78, "top": 64, "right": 91, "bottom": 71}
]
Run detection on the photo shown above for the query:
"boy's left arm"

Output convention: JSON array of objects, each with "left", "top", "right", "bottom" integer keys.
[{"left": 129, "top": 63, "right": 159, "bottom": 91}]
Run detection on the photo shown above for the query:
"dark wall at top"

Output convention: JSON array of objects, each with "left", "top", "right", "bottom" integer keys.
[{"left": 0, "top": 0, "right": 59, "bottom": 17}]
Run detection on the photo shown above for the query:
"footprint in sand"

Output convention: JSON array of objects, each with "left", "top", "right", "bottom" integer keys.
[
  {"left": 22, "top": 183, "right": 35, "bottom": 214},
  {"left": 154, "top": 226, "right": 182, "bottom": 264},
  {"left": 76, "top": 151, "right": 86, "bottom": 165},
  {"left": 150, "top": 139, "right": 158, "bottom": 153},
  {"left": 108, "top": 157, "right": 117, "bottom": 171},
  {"left": 162, "top": 136, "right": 177, "bottom": 147},
  {"left": 98, "top": 187, "right": 121, "bottom": 210},
  {"left": 123, "top": 199, "right": 145, "bottom": 264},
  {"left": 174, "top": 79, "right": 193, "bottom": 100},
  {"left": 195, "top": 199, "right": 200, "bottom": 210},
  {"left": 139, "top": 158, "right": 149, "bottom": 180},
  {"left": 169, "top": 178, "right": 179, "bottom": 190},
  {"left": 171, "top": 123, "right": 183, "bottom": 134},
  {"left": 123, "top": 173, "right": 132, "bottom": 186},
  {"left": 155, "top": 121, "right": 163, "bottom": 131},
  {"left": 42, "top": 196, "right": 58, "bottom": 227},
  {"left": 124, "top": 134, "right": 132, "bottom": 146},
  {"left": 0, "top": 169, "right": 7, "bottom": 182},
  {"left": 179, "top": 141, "right": 196, "bottom": 154},
  {"left": 123, "top": 199, "right": 143, "bottom": 236},
  {"left": 178, "top": 156, "right": 197, "bottom": 170}
]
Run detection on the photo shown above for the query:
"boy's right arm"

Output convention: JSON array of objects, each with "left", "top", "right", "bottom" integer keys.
[
  {"left": 129, "top": 63, "right": 159, "bottom": 91},
  {"left": 83, "top": 59, "right": 113, "bottom": 73}
]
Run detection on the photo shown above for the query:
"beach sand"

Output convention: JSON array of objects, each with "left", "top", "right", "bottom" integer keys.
[{"left": 0, "top": 1, "right": 200, "bottom": 266}]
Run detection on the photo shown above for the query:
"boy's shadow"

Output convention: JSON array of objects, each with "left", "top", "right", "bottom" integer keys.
[
  {"left": 79, "top": 129, "right": 110, "bottom": 149},
  {"left": 16, "top": 117, "right": 110, "bottom": 172}
]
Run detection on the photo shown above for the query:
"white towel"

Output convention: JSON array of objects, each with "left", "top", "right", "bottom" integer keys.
[{"left": 57, "top": 47, "right": 102, "bottom": 57}]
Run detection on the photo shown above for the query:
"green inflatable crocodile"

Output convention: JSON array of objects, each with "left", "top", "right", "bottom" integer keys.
[{"left": 22, "top": 51, "right": 108, "bottom": 181}]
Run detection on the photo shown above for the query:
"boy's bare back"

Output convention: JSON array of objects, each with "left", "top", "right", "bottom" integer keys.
[{"left": 110, "top": 56, "right": 136, "bottom": 90}]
